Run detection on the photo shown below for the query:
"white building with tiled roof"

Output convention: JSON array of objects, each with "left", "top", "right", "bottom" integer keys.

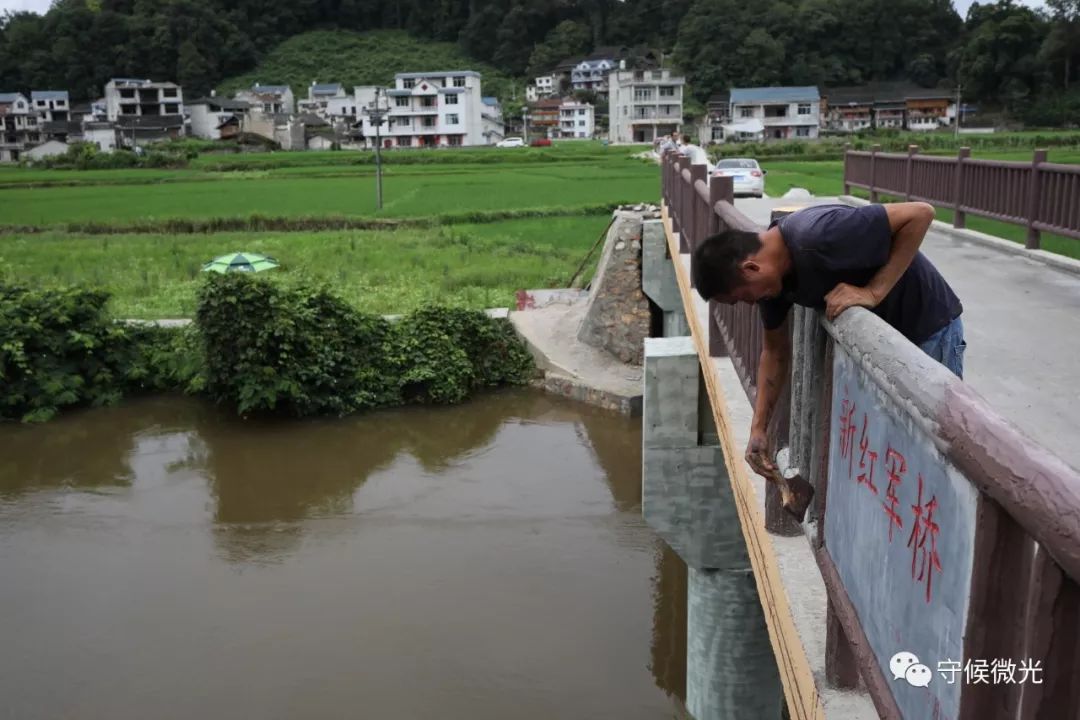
[{"left": 356, "top": 71, "right": 486, "bottom": 148}]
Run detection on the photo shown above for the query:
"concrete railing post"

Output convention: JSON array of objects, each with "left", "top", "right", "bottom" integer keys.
[
  {"left": 1026, "top": 148, "right": 1047, "bottom": 250},
  {"left": 643, "top": 337, "right": 783, "bottom": 720},
  {"left": 953, "top": 147, "right": 970, "bottom": 229},
  {"left": 869, "top": 144, "right": 880, "bottom": 203},
  {"left": 642, "top": 219, "right": 689, "bottom": 337}
]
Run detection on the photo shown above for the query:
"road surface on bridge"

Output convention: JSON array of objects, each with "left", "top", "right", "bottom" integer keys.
[{"left": 735, "top": 196, "right": 1080, "bottom": 473}]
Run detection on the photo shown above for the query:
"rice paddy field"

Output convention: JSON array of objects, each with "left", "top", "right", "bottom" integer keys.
[
  {"left": 0, "top": 142, "right": 655, "bottom": 317},
  {"left": 5, "top": 138, "right": 1079, "bottom": 318}
]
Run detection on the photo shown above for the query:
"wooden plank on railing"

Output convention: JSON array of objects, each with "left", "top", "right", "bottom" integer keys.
[
  {"left": 959, "top": 498, "right": 1032, "bottom": 719},
  {"left": 1017, "top": 549, "right": 1080, "bottom": 720}
]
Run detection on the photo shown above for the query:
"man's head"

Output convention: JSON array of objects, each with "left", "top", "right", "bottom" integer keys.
[
  {"left": 681, "top": 133, "right": 692, "bottom": 144},
  {"left": 692, "top": 229, "right": 784, "bottom": 304}
]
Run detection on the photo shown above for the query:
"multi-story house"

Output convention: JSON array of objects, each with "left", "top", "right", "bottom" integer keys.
[
  {"left": 529, "top": 97, "right": 562, "bottom": 138},
  {"left": 104, "top": 78, "right": 185, "bottom": 145},
  {"left": 32, "top": 90, "right": 69, "bottom": 123},
  {"left": 481, "top": 96, "right": 504, "bottom": 144},
  {"left": 0, "top": 92, "right": 41, "bottom": 162},
  {"left": 558, "top": 99, "right": 594, "bottom": 139},
  {"left": 699, "top": 92, "right": 731, "bottom": 143},
  {"left": 904, "top": 88, "right": 955, "bottom": 131},
  {"left": 187, "top": 95, "right": 250, "bottom": 140},
  {"left": 531, "top": 74, "right": 556, "bottom": 101},
  {"left": 571, "top": 59, "right": 615, "bottom": 94},
  {"left": 298, "top": 82, "right": 354, "bottom": 119},
  {"left": 356, "top": 71, "right": 486, "bottom": 148},
  {"left": 729, "top": 86, "right": 820, "bottom": 141},
  {"left": 821, "top": 83, "right": 955, "bottom": 133},
  {"left": 608, "top": 68, "right": 685, "bottom": 144},
  {"left": 235, "top": 83, "right": 295, "bottom": 115},
  {"left": 30, "top": 90, "right": 78, "bottom": 143},
  {"left": 820, "top": 87, "right": 874, "bottom": 132}
]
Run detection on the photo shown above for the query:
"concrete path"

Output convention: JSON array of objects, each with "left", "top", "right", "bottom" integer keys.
[{"left": 735, "top": 196, "right": 1080, "bottom": 472}]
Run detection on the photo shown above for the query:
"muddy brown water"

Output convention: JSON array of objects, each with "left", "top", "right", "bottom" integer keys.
[{"left": 0, "top": 390, "right": 687, "bottom": 720}]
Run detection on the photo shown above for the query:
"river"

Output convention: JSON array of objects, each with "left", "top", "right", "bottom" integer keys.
[{"left": 0, "top": 390, "right": 686, "bottom": 720}]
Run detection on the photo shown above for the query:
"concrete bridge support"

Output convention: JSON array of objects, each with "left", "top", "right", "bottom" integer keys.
[
  {"left": 642, "top": 219, "right": 690, "bottom": 338},
  {"left": 643, "top": 337, "right": 783, "bottom": 720}
]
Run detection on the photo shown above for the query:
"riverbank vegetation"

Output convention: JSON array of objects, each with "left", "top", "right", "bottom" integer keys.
[{"left": 0, "top": 275, "right": 534, "bottom": 423}]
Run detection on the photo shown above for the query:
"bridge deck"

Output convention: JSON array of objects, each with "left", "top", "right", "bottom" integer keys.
[{"left": 736, "top": 197, "right": 1080, "bottom": 472}]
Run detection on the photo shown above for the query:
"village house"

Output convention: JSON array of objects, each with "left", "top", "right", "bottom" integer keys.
[
  {"left": 32, "top": 90, "right": 69, "bottom": 123},
  {"left": 608, "top": 67, "right": 685, "bottom": 144},
  {"left": 0, "top": 92, "right": 41, "bottom": 162},
  {"left": 529, "top": 97, "right": 562, "bottom": 138},
  {"left": 481, "top": 96, "right": 505, "bottom": 144},
  {"left": 528, "top": 74, "right": 556, "bottom": 102},
  {"left": 820, "top": 83, "right": 956, "bottom": 132},
  {"left": 558, "top": 99, "right": 594, "bottom": 139},
  {"left": 571, "top": 58, "right": 615, "bottom": 94},
  {"left": 235, "top": 83, "right": 295, "bottom": 115},
  {"left": 83, "top": 122, "right": 118, "bottom": 152},
  {"left": 728, "top": 86, "right": 821, "bottom": 141},
  {"left": 699, "top": 92, "right": 731, "bottom": 143},
  {"left": 355, "top": 71, "right": 487, "bottom": 148},
  {"left": 298, "top": 82, "right": 356, "bottom": 120},
  {"left": 187, "top": 95, "right": 250, "bottom": 140},
  {"left": 104, "top": 78, "right": 186, "bottom": 146}
]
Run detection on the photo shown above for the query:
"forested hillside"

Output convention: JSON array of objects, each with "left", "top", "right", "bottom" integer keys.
[
  {"left": 0, "top": 0, "right": 1077, "bottom": 122},
  {"left": 214, "top": 30, "right": 519, "bottom": 103}
]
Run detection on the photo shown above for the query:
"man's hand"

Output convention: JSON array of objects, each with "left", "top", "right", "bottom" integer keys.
[
  {"left": 824, "top": 282, "right": 879, "bottom": 321},
  {"left": 745, "top": 430, "right": 775, "bottom": 478}
]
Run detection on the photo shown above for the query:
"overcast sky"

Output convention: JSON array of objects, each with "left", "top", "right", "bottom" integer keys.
[{"left": 0, "top": 0, "right": 1050, "bottom": 18}]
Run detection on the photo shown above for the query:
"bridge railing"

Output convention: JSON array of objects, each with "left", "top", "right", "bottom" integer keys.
[
  {"left": 843, "top": 144, "right": 1080, "bottom": 249},
  {"left": 661, "top": 149, "right": 1080, "bottom": 719}
]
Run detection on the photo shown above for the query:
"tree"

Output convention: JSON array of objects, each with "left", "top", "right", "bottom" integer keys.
[
  {"left": 1042, "top": 0, "right": 1080, "bottom": 89},
  {"left": 955, "top": 1, "right": 1048, "bottom": 110},
  {"left": 492, "top": 3, "right": 532, "bottom": 75},
  {"left": 178, "top": 39, "right": 213, "bottom": 96},
  {"left": 526, "top": 20, "right": 590, "bottom": 78}
]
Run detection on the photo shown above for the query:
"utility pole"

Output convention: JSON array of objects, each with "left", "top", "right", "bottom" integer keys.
[
  {"left": 364, "top": 87, "right": 389, "bottom": 210},
  {"left": 522, "top": 107, "right": 529, "bottom": 141},
  {"left": 954, "top": 83, "right": 962, "bottom": 140}
]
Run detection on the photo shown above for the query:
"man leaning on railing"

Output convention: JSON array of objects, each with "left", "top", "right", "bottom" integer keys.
[{"left": 691, "top": 202, "right": 964, "bottom": 479}]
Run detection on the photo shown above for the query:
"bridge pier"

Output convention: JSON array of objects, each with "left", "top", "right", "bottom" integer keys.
[
  {"left": 642, "top": 219, "right": 689, "bottom": 337},
  {"left": 643, "top": 337, "right": 783, "bottom": 720}
]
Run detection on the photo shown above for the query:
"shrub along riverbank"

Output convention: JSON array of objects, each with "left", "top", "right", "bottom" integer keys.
[{"left": 0, "top": 275, "right": 534, "bottom": 423}]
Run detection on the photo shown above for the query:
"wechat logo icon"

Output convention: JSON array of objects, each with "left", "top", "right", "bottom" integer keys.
[{"left": 891, "top": 651, "right": 933, "bottom": 688}]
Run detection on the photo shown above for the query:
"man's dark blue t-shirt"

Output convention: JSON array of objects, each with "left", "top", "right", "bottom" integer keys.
[{"left": 757, "top": 204, "right": 962, "bottom": 344}]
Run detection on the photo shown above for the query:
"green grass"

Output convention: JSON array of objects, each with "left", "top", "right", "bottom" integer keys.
[
  {"left": 0, "top": 143, "right": 654, "bottom": 318},
  {"left": 0, "top": 161, "right": 655, "bottom": 228},
  {"left": 0, "top": 215, "right": 611, "bottom": 319}
]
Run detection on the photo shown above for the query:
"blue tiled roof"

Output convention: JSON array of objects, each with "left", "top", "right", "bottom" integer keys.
[
  {"left": 482, "top": 96, "right": 499, "bottom": 106},
  {"left": 311, "top": 83, "right": 342, "bottom": 95},
  {"left": 730, "top": 86, "right": 820, "bottom": 104},
  {"left": 252, "top": 84, "right": 290, "bottom": 94},
  {"left": 0, "top": 92, "right": 24, "bottom": 103},
  {"left": 32, "top": 90, "right": 69, "bottom": 101}
]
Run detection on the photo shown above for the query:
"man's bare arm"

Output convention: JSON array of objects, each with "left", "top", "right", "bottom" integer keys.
[
  {"left": 824, "top": 202, "right": 935, "bottom": 320},
  {"left": 745, "top": 324, "right": 792, "bottom": 476}
]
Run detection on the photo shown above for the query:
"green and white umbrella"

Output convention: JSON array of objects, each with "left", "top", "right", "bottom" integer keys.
[{"left": 202, "top": 252, "right": 280, "bottom": 273}]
